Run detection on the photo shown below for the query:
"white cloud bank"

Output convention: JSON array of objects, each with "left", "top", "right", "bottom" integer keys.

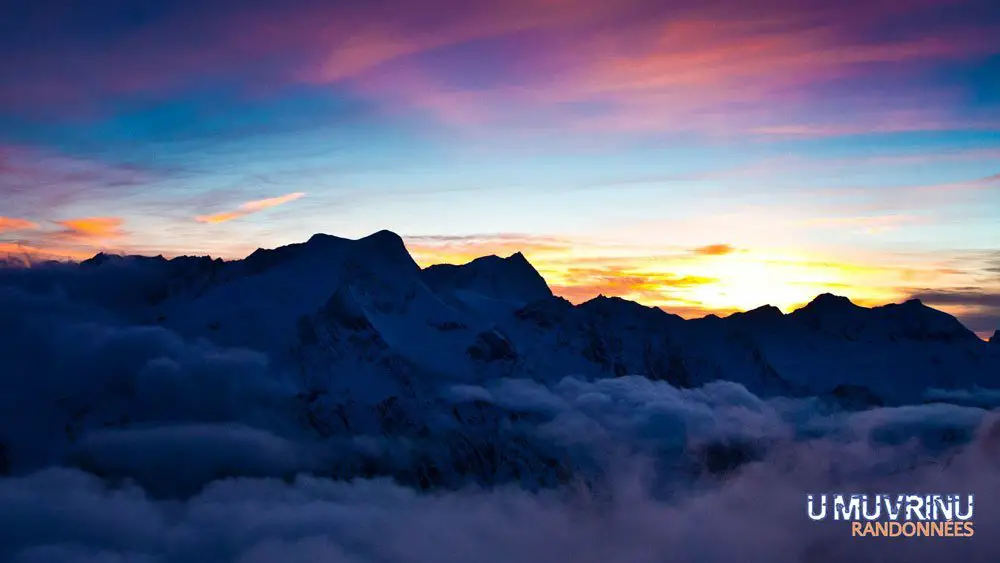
[{"left": 3, "top": 262, "right": 1000, "bottom": 562}]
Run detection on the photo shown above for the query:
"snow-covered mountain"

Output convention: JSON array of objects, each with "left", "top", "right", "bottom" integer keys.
[
  {"left": 1, "top": 230, "right": 998, "bottom": 496},
  {"left": 423, "top": 251, "right": 553, "bottom": 316},
  {"left": 129, "top": 231, "right": 996, "bottom": 403}
]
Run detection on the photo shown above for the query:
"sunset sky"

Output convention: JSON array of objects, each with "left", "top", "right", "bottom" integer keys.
[{"left": 1, "top": 0, "right": 998, "bottom": 336}]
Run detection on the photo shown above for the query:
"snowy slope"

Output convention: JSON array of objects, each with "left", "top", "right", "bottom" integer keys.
[{"left": 423, "top": 252, "right": 553, "bottom": 317}]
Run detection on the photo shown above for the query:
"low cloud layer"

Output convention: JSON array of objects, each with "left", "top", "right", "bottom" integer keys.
[
  {"left": 4, "top": 426, "right": 1000, "bottom": 563},
  {"left": 2, "top": 261, "right": 1000, "bottom": 562}
]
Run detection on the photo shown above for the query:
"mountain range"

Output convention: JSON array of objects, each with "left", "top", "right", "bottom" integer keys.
[
  {"left": 79, "top": 230, "right": 998, "bottom": 398},
  {"left": 2, "top": 230, "right": 998, "bottom": 497}
]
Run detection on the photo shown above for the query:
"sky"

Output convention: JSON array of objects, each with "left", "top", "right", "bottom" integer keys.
[{"left": 0, "top": 0, "right": 999, "bottom": 336}]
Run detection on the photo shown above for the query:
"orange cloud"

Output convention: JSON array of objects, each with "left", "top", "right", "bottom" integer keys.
[
  {"left": 53, "top": 217, "right": 126, "bottom": 241},
  {"left": 406, "top": 231, "right": 922, "bottom": 316},
  {"left": 0, "top": 217, "right": 39, "bottom": 233},
  {"left": 194, "top": 192, "right": 306, "bottom": 224},
  {"left": 407, "top": 233, "right": 723, "bottom": 309},
  {"left": 1, "top": 216, "right": 128, "bottom": 264},
  {"left": 549, "top": 266, "right": 717, "bottom": 305},
  {"left": 693, "top": 244, "right": 736, "bottom": 256},
  {"left": 0, "top": 242, "right": 95, "bottom": 264}
]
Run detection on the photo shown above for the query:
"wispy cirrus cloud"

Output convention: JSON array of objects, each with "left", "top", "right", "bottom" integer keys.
[
  {"left": 803, "top": 214, "right": 922, "bottom": 235},
  {"left": 2, "top": 0, "right": 997, "bottom": 136},
  {"left": 0, "top": 144, "right": 160, "bottom": 218},
  {"left": 194, "top": 192, "right": 306, "bottom": 223},
  {"left": 903, "top": 172, "right": 1000, "bottom": 195}
]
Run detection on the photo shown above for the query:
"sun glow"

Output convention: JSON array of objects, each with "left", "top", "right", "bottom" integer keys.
[
  {"left": 678, "top": 253, "right": 841, "bottom": 312},
  {"left": 673, "top": 249, "right": 914, "bottom": 313}
]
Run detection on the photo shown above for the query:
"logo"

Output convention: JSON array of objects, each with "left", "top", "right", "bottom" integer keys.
[{"left": 807, "top": 494, "right": 974, "bottom": 537}]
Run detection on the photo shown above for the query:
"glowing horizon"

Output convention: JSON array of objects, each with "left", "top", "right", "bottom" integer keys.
[{"left": 0, "top": 226, "right": 992, "bottom": 339}]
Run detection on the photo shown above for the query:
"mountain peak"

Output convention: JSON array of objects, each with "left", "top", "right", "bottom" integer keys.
[
  {"left": 305, "top": 232, "right": 349, "bottom": 246},
  {"left": 422, "top": 250, "right": 552, "bottom": 304},
  {"left": 461, "top": 252, "right": 530, "bottom": 267},
  {"left": 353, "top": 229, "right": 413, "bottom": 259},
  {"left": 80, "top": 252, "right": 169, "bottom": 269},
  {"left": 870, "top": 299, "right": 979, "bottom": 343},
  {"left": 989, "top": 330, "right": 999, "bottom": 344},
  {"left": 579, "top": 295, "right": 682, "bottom": 323},
  {"left": 731, "top": 304, "right": 784, "bottom": 321},
  {"left": 80, "top": 252, "right": 119, "bottom": 267},
  {"left": 800, "top": 293, "right": 858, "bottom": 311},
  {"left": 789, "top": 294, "right": 863, "bottom": 330},
  {"left": 299, "top": 231, "right": 412, "bottom": 262},
  {"left": 359, "top": 229, "right": 406, "bottom": 249},
  {"left": 787, "top": 293, "right": 979, "bottom": 343}
]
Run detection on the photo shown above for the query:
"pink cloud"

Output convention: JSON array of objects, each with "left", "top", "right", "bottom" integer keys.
[
  {"left": 343, "top": 5, "right": 995, "bottom": 135},
  {"left": 2, "top": 0, "right": 997, "bottom": 136}
]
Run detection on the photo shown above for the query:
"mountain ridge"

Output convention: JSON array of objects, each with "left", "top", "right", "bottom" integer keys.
[
  {"left": 6, "top": 229, "right": 991, "bottom": 401},
  {"left": 2, "top": 228, "right": 999, "bottom": 496},
  {"left": 10, "top": 230, "right": 991, "bottom": 339}
]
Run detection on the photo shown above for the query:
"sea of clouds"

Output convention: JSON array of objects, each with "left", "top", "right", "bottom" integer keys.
[{"left": 2, "top": 263, "right": 1000, "bottom": 562}]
